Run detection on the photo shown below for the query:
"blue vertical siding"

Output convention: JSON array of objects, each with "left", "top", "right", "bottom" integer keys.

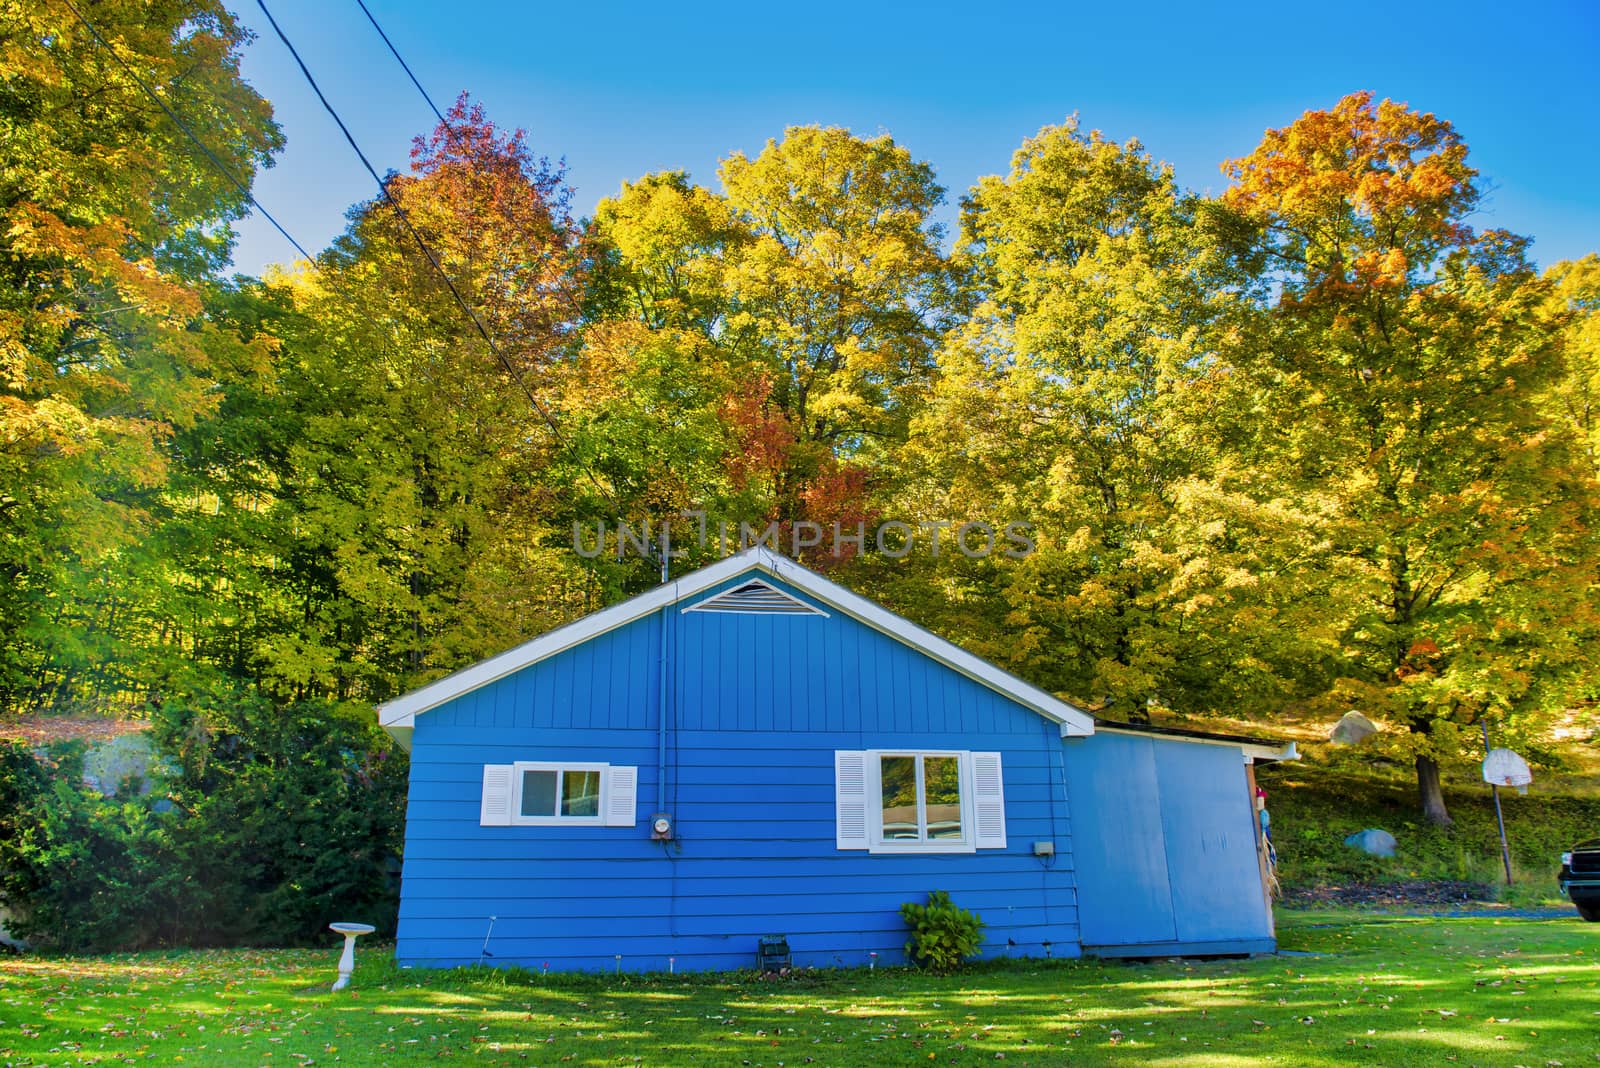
[
  {"left": 1060, "top": 732, "right": 1178, "bottom": 946},
  {"left": 396, "top": 571, "right": 1081, "bottom": 972},
  {"left": 1153, "top": 741, "right": 1273, "bottom": 945},
  {"left": 1063, "top": 731, "right": 1274, "bottom": 955}
]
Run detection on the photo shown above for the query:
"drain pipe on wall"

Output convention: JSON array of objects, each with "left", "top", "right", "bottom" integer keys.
[{"left": 656, "top": 533, "right": 670, "bottom": 822}]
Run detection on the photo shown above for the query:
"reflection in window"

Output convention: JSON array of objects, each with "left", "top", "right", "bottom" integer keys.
[
  {"left": 515, "top": 764, "right": 605, "bottom": 822},
  {"left": 924, "top": 756, "right": 963, "bottom": 840},
  {"left": 878, "top": 753, "right": 964, "bottom": 844},
  {"left": 520, "top": 770, "right": 558, "bottom": 818},
  {"left": 561, "top": 770, "right": 601, "bottom": 817},
  {"left": 880, "top": 755, "right": 918, "bottom": 839}
]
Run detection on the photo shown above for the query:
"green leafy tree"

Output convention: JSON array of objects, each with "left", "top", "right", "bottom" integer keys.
[
  {"left": 0, "top": 738, "right": 192, "bottom": 952},
  {"left": 152, "top": 684, "right": 407, "bottom": 946},
  {"left": 1220, "top": 93, "right": 1598, "bottom": 823},
  {"left": 0, "top": 0, "right": 280, "bottom": 711},
  {"left": 893, "top": 120, "right": 1300, "bottom": 716}
]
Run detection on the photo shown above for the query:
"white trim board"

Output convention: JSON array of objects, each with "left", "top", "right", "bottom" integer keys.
[
  {"left": 1092, "top": 726, "right": 1300, "bottom": 764},
  {"left": 376, "top": 546, "right": 1094, "bottom": 738}
]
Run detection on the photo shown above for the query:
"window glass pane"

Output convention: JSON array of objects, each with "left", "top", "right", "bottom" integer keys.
[
  {"left": 879, "top": 756, "right": 919, "bottom": 840},
  {"left": 562, "top": 770, "right": 601, "bottom": 817},
  {"left": 520, "top": 770, "right": 557, "bottom": 817},
  {"left": 924, "top": 756, "right": 963, "bottom": 839}
]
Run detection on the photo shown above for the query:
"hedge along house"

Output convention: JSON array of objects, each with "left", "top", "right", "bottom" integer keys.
[{"left": 378, "top": 546, "right": 1296, "bottom": 971}]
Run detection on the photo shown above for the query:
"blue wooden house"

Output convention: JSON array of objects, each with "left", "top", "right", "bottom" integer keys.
[{"left": 378, "top": 547, "right": 1296, "bottom": 971}]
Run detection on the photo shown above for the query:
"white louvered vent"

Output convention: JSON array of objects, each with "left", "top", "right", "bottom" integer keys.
[{"left": 684, "top": 579, "right": 827, "bottom": 616}]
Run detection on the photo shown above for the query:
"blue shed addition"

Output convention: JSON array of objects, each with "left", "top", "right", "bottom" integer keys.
[{"left": 378, "top": 547, "right": 1294, "bottom": 971}]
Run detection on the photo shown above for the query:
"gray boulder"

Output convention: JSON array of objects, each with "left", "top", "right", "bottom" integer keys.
[
  {"left": 1330, "top": 711, "right": 1378, "bottom": 746},
  {"left": 1344, "top": 828, "right": 1397, "bottom": 857},
  {"left": 80, "top": 732, "right": 162, "bottom": 796}
]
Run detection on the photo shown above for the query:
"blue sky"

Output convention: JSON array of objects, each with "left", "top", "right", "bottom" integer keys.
[{"left": 228, "top": 0, "right": 1600, "bottom": 277}]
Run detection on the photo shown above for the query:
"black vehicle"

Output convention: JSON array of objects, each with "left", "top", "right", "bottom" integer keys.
[{"left": 1560, "top": 839, "right": 1600, "bottom": 921}]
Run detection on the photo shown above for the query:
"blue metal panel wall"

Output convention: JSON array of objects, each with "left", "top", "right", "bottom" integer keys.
[
  {"left": 1060, "top": 732, "right": 1177, "bottom": 946},
  {"left": 1062, "top": 732, "right": 1274, "bottom": 955},
  {"left": 396, "top": 571, "right": 1080, "bottom": 972},
  {"left": 1154, "top": 740, "right": 1273, "bottom": 944}
]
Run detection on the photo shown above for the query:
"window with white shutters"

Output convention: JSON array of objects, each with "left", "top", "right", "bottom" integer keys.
[
  {"left": 479, "top": 761, "right": 637, "bottom": 827},
  {"left": 833, "top": 750, "right": 1005, "bottom": 854}
]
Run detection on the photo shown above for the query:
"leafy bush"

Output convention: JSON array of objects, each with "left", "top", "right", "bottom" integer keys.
[
  {"left": 900, "top": 889, "right": 985, "bottom": 972},
  {"left": 150, "top": 685, "right": 409, "bottom": 947},
  {"left": 0, "top": 682, "right": 408, "bottom": 952},
  {"left": 0, "top": 740, "right": 188, "bottom": 951}
]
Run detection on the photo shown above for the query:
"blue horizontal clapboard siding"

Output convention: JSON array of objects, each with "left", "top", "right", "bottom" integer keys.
[{"left": 382, "top": 548, "right": 1283, "bottom": 972}]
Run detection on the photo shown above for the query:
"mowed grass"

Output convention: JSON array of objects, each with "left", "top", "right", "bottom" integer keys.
[{"left": 1, "top": 912, "right": 1597, "bottom": 1067}]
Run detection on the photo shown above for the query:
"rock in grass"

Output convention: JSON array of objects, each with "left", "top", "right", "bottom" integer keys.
[
  {"left": 1344, "top": 828, "right": 1397, "bottom": 857},
  {"left": 1329, "top": 711, "right": 1378, "bottom": 746}
]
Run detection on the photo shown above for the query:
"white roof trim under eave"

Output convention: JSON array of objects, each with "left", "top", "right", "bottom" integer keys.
[
  {"left": 376, "top": 546, "right": 1095, "bottom": 737},
  {"left": 1094, "top": 725, "right": 1300, "bottom": 764}
]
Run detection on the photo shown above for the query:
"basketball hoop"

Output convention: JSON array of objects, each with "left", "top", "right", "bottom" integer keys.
[{"left": 1482, "top": 748, "right": 1532, "bottom": 788}]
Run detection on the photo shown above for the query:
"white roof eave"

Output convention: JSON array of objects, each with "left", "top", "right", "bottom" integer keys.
[{"left": 1094, "top": 724, "right": 1300, "bottom": 763}]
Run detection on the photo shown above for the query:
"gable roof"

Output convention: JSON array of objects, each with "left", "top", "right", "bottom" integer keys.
[{"left": 377, "top": 546, "right": 1094, "bottom": 744}]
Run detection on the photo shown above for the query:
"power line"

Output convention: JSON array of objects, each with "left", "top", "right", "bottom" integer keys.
[
  {"left": 67, "top": 0, "right": 620, "bottom": 513},
  {"left": 59, "top": 0, "right": 315, "bottom": 263},
  {"left": 254, "top": 0, "right": 618, "bottom": 509},
  {"left": 353, "top": 0, "right": 453, "bottom": 137}
]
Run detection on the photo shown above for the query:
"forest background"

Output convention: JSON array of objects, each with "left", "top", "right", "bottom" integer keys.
[{"left": 1, "top": 0, "right": 1596, "bottom": 950}]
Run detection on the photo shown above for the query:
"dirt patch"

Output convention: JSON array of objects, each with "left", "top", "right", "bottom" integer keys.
[
  {"left": 1281, "top": 879, "right": 1495, "bottom": 909},
  {"left": 0, "top": 715, "right": 149, "bottom": 747}
]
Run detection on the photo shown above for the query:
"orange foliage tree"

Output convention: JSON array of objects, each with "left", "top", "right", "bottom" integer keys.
[{"left": 1221, "top": 93, "right": 1599, "bottom": 823}]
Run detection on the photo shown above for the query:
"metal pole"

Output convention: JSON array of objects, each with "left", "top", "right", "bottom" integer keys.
[{"left": 1482, "top": 721, "right": 1513, "bottom": 886}]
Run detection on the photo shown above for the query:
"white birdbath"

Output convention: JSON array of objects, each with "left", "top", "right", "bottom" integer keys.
[{"left": 329, "top": 922, "right": 376, "bottom": 991}]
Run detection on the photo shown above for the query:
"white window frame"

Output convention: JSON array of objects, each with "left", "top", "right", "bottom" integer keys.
[
  {"left": 510, "top": 761, "right": 611, "bottom": 826},
  {"left": 867, "top": 749, "right": 978, "bottom": 855}
]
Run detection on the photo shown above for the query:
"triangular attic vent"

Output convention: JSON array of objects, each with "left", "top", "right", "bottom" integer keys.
[{"left": 684, "top": 578, "right": 827, "bottom": 616}]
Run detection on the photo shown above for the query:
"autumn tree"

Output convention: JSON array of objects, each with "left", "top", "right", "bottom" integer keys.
[
  {"left": 150, "top": 97, "right": 596, "bottom": 702},
  {"left": 578, "top": 171, "right": 754, "bottom": 578},
  {"left": 719, "top": 127, "right": 953, "bottom": 461},
  {"left": 887, "top": 119, "right": 1317, "bottom": 715},
  {"left": 1221, "top": 92, "right": 1597, "bottom": 823},
  {"left": 0, "top": 0, "right": 280, "bottom": 711},
  {"left": 1546, "top": 256, "right": 1600, "bottom": 477},
  {"left": 716, "top": 127, "right": 953, "bottom": 530},
  {"left": 583, "top": 129, "right": 953, "bottom": 566}
]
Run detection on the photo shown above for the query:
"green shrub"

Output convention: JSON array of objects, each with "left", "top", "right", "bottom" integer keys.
[
  {"left": 900, "top": 889, "right": 985, "bottom": 972},
  {"left": 0, "top": 740, "right": 188, "bottom": 951},
  {"left": 0, "top": 683, "right": 408, "bottom": 952},
  {"left": 151, "top": 685, "right": 408, "bottom": 947}
]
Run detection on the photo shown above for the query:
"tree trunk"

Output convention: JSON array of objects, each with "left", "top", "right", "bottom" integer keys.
[{"left": 1415, "top": 752, "right": 1453, "bottom": 826}]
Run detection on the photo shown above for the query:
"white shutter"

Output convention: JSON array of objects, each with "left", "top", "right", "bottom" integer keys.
[
  {"left": 971, "top": 752, "right": 1006, "bottom": 849},
  {"left": 835, "top": 750, "right": 870, "bottom": 849},
  {"left": 605, "top": 765, "right": 638, "bottom": 826},
  {"left": 480, "top": 764, "right": 514, "bottom": 826}
]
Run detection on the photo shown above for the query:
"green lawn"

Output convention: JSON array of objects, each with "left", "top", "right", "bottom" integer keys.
[{"left": 2, "top": 911, "right": 1596, "bottom": 1067}]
